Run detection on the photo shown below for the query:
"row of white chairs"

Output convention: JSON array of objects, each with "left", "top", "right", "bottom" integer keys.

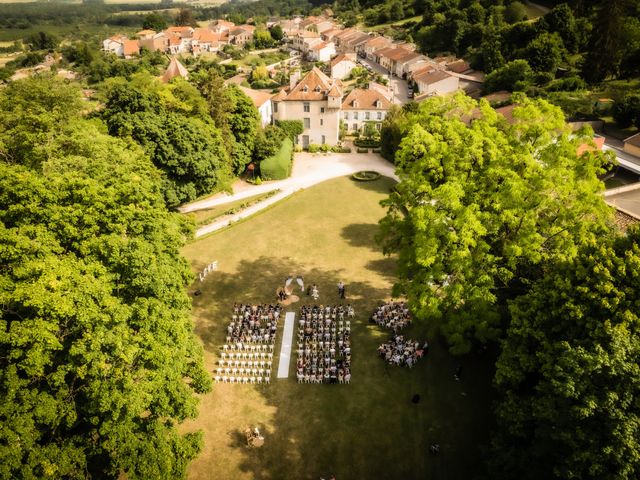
[
  {"left": 214, "top": 376, "right": 270, "bottom": 384},
  {"left": 220, "top": 352, "right": 273, "bottom": 360},
  {"left": 222, "top": 344, "right": 274, "bottom": 352},
  {"left": 226, "top": 336, "right": 274, "bottom": 344},
  {"left": 218, "top": 359, "right": 273, "bottom": 368},
  {"left": 215, "top": 367, "right": 271, "bottom": 377},
  {"left": 297, "top": 375, "right": 351, "bottom": 384}
]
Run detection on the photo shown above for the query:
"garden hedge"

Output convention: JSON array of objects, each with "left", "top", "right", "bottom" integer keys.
[{"left": 260, "top": 137, "right": 293, "bottom": 180}]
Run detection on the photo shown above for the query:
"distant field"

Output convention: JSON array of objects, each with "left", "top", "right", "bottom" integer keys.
[
  {"left": 363, "top": 15, "right": 422, "bottom": 32},
  {"left": 0, "top": 24, "right": 136, "bottom": 42}
]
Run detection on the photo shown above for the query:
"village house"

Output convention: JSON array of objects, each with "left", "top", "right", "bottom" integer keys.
[
  {"left": 271, "top": 67, "right": 343, "bottom": 147},
  {"left": 376, "top": 47, "right": 425, "bottom": 77},
  {"left": 362, "top": 36, "right": 393, "bottom": 61},
  {"left": 308, "top": 41, "right": 336, "bottom": 62},
  {"left": 239, "top": 86, "right": 274, "bottom": 127},
  {"left": 229, "top": 25, "right": 255, "bottom": 47},
  {"left": 330, "top": 53, "right": 358, "bottom": 80},
  {"left": 135, "top": 29, "right": 156, "bottom": 41},
  {"left": 102, "top": 35, "right": 139, "bottom": 59},
  {"left": 412, "top": 68, "right": 459, "bottom": 97},
  {"left": 192, "top": 28, "right": 224, "bottom": 53},
  {"left": 291, "top": 31, "right": 321, "bottom": 53},
  {"left": 209, "top": 20, "right": 235, "bottom": 34},
  {"left": 341, "top": 87, "right": 392, "bottom": 134},
  {"left": 623, "top": 133, "right": 640, "bottom": 157}
]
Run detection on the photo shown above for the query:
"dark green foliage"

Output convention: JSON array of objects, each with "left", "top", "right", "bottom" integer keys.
[
  {"left": 483, "top": 59, "right": 534, "bottom": 93},
  {"left": 25, "top": 31, "right": 58, "bottom": 51},
  {"left": 253, "top": 125, "right": 286, "bottom": 163},
  {"left": 260, "top": 137, "right": 293, "bottom": 180},
  {"left": 491, "top": 231, "right": 640, "bottom": 479},
  {"left": 275, "top": 120, "right": 304, "bottom": 141},
  {"left": 143, "top": 12, "right": 168, "bottom": 31},
  {"left": 269, "top": 24, "right": 284, "bottom": 41},
  {"left": 225, "top": 85, "right": 260, "bottom": 174},
  {"left": 504, "top": 1, "right": 527, "bottom": 24},
  {"left": 0, "top": 77, "right": 210, "bottom": 479},
  {"left": 175, "top": 8, "right": 198, "bottom": 27},
  {"left": 0, "top": 75, "right": 84, "bottom": 169},
  {"left": 525, "top": 32, "right": 566, "bottom": 73},
  {"left": 613, "top": 93, "right": 640, "bottom": 128},
  {"left": 101, "top": 75, "right": 232, "bottom": 208}
]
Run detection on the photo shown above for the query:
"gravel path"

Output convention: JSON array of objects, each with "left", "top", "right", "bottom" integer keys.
[{"left": 183, "top": 152, "right": 399, "bottom": 238}]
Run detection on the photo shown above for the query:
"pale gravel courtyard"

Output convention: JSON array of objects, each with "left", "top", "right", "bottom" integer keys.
[{"left": 179, "top": 152, "right": 399, "bottom": 237}]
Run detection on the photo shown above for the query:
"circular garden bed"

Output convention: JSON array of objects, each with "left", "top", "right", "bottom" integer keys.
[{"left": 352, "top": 170, "right": 381, "bottom": 181}]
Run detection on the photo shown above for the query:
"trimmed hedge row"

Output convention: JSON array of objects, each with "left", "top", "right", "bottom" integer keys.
[{"left": 260, "top": 137, "right": 293, "bottom": 180}]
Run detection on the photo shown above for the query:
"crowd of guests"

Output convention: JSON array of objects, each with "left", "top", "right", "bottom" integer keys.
[
  {"left": 296, "top": 305, "right": 353, "bottom": 384},
  {"left": 369, "top": 301, "right": 411, "bottom": 332},
  {"left": 216, "top": 303, "right": 280, "bottom": 385},
  {"left": 226, "top": 303, "right": 281, "bottom": 345},
  {"left": 377, "top": 335, "right": 427, "bottom": 368}
]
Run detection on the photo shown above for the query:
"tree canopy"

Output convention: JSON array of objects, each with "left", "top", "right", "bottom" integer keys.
[
  {"left": 0, "top": 76, "right": 211, "bottom": 479},
  {"left": 491, "top": 229, "right": 640, "bottom": 479},
  {"left": 100, "top": 73, "right": 232, "bottom": 207},
  {"left": 378, "top": 93, "right": 614, "bottom": 353}
]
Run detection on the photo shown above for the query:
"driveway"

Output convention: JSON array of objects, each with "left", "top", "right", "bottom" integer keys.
[
  {"left": 181, "top": 152, "right": 398, "bottom": 237},
  {"left": 359, "top": 57, "right": 410, "bottom": 105}
]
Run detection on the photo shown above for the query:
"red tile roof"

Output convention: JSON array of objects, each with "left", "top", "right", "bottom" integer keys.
[{"left": 341, "top": 88, "right": 392, "bottom": 110}]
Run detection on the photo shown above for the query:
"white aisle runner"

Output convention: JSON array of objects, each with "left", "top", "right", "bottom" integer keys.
[{"left": 277, "top": 312, "right": 295, "bottom": 378}]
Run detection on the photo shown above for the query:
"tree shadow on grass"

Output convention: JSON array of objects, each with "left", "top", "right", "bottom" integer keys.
[
  {"left": 341, "top": 223, "right": 381, "bottom": 251},
  {"left": 348, "top": 176, "right": 397, "bottom": 194},
  {"left": 189, "top": 255, "right": 495, "bottom": 480}
]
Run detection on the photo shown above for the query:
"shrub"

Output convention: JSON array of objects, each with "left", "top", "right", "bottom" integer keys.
[
  {"left": 372, "top": 148, "right": 381, "bottom": 153},
  {"left": 307, "top": 143, "right": 321, "bottom": 153},
  {"left": 319, "top": 144, "right": 332, "bottom": 152},
  {"left": 357, "top": 147, "right": 369, "bottom": 153},
  {"left": 260, "top": 138, "right": 293, "bottom": 180},
  {"left": 254, "top": 176, "right": 262, "bottom": 185},
  {"left": 332, "top": 146, "right": 351, "bottom": 153},
  {"left": 294, "top": 144, "right": 303, "bottom": 152},
  {"left": 354, "top": 138, "right": 380, "bottom": 148}
]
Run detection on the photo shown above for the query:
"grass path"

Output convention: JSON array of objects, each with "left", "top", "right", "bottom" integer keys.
[{"left": 181, "top": 176, "right": 494, "bottom": 480}]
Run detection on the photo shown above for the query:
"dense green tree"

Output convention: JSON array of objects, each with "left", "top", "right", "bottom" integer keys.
[
  {"left": 389, "top": 0, "right": 404, "bottom": 21},
  {"left": 25, "top": 31, "right": 58, "bottom": 51},
  {"left": 491, "top": 230, "right": 640, "bottom": 479},
  {"left": 582, "top": 0, "right": 628, "bottom": 82},
  {"left": 483, "top": 59, "right": 533, "bottom": 93},
  {"left": 504, "top": 1, "right": 527, "bottom": 23},
  {"left": 0, "top": 75, "right": 83, "bottom": 169},
  {"left": 253, "top": 29, "right": 275, "bottom": 49},
  {"left": 613, "top": 93, "right": 640, "bottom": 128},
  {"left": 540, "top": 3, "right": 580, "bottom": 53},
  {"left": 0, "top": 116, "right": 211, "bottom": 478},
  {"left": 143, "top": 12, "right": 168, "bottom": 31},
  {"left": 378, "top": 93, "right": 613, "bottom": 353},
  {"left": 175, "top": 8, "right": 197, "bottom": 27},
  {"left": 225, "top": 84, "right": 260, "bottom": 174},
  {"left": 525, "top": 32, "right": 565, "bottom": 73},
  {"left": 253, "top": 124, "right": 286, "bottom": 162},
  {"left": 481, "top": 27, "right": 505, "bottom": 72},
  {"left": 100, "top": 74, "right": 232, "bottom": 207},
  {"left": 269, "top": 24, "right": 284, "bottom": 41}
]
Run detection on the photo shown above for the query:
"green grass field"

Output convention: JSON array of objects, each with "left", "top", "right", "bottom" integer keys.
[{"left": 181, "top": 176, "right": 494, "bottom": 480}]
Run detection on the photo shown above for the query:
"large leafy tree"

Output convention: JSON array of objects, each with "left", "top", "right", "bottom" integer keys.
[
  {"left": 0, "top": 114, "right": 211, "bottom": 478},
  {"left": 194, "top": 70, "right": 260, "bottom": 175},
  {"left": 100, "top": 74, "right": 232, "bottom": 207},
  {"left": 491, "top": 230, "right": 640, "bottom": 479},
  {"left": 0, "top": 75, "right": 83, "bottom": 168},
  {"left": 378, "top": 93, "right": 613, "bottom": 353}
]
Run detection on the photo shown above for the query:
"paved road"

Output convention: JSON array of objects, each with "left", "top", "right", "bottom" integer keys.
[
  {"left": 359, "top": 57, "right": 410, "bottom": 105},
  {"left": 181, "top": 152, "right": 399, "bottom": 237}
]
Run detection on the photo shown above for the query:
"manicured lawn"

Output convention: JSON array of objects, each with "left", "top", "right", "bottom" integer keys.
[{"left": 181, "top": 176, "right": 495, "bottom": 480}]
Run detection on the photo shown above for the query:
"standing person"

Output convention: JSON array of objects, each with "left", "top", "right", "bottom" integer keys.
[{"left": 337, "top": 281, "right": 345, "bottom": 299}]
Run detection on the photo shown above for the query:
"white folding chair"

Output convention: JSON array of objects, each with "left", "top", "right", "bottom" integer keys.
[
  {"left": 257, "top": 376, "right": 263, "bottom": 384},
  {"left": 222, "top": 376, "right": 228, "bottom": 383},
  {"left": 214, "top": 376, "right": 221, "bottom": 383},
  {"left": 250, "top": 377, "right": 256, "bottom": 384},
  {"left": 264, "top": 376, "right": 270, "bottom": 384}
]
